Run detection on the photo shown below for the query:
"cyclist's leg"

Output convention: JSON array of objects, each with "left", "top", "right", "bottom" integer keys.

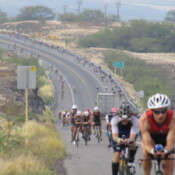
[
  {"left": 112, "top": 141, "right": 121, "bottom": 175},
  {"left": 93, "top": 124, "right": 96, "bottom": 134},
  {"left": 128, "top": 147, "right": 137, "bottom": 163},
  {"left": 142, "top": 148, "right": 152, "bottom": 175},
  {"left": 73, "top": 125, "right": 78, "bottom": 144},
  {"left": 70, "top": 125, "right": 74, "bottom": 142},
  {"left": 162, "top": 154, "right": 174, "bottom": 175},
  {"left": 99, "top": 125, "right": 102, "bottom": 140}
]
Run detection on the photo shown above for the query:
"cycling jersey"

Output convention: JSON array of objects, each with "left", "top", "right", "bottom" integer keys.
[
  {"left": 93, "top": 113, "right": 101, "bottom": 125},
  {"left": 111, "top": 114, "right": 138, "bottom": 152},
  {"left": 111, "top": 114, "right": 139, "bottom": 137},
  {"left": 146, "top": 109, "right": 173, "bottom": 134},
  {"left": 82, "top": 115, "right": 90, "bottom": 123},
  {"left": 70, "top": 110, "right": 77, "bottom": 125},
  {"left": 106, "top": 112, "right": 114, "bottom": 123},
  {"left": 146, "top": 109, "right": 173, "bottom": 146}
]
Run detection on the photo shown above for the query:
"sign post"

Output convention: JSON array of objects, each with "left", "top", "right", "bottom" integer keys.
[
  {"left": 112, "top": 62, "right": 125, "bottom": 76},
  {"left": 17, "top": 66, "right": 36, "bottom": 123}
]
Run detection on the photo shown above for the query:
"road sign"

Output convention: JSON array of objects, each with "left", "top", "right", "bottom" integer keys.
[
  {"left": 17, "top": 66, "right": 36, "bottom": 89},
  {"left": 113, "top": 62, "right": 125, "bottom": 68}
]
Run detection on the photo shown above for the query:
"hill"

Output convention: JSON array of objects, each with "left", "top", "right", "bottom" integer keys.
[{"left": 1, "top": 21, "right": 175, "bottom": 108}]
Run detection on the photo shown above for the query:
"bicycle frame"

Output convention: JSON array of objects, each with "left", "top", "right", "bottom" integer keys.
[
  {"left": 119, "top": 145, "right": 129, "bottom": 175},
  {"left": 114, "top": 143, "right": 136, "bottom": 175}
]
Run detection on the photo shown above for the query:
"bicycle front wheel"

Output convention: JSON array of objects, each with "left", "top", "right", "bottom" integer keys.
[
  {"left": 156, "top": 171, "right": 163, "bottom": 175},
  {"left": 84, "top": 127, "right": 88, "bottom": 146}
]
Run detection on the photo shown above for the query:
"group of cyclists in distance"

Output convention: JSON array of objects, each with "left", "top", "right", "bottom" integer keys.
[{"left": 59, "top": 93, "right": 175, "bottom": 175}]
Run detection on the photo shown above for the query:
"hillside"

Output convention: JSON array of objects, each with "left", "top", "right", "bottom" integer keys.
[{"left": 1, "top": 21, "right": 175, "bottom": 108}]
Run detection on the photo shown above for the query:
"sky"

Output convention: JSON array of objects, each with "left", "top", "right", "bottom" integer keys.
[{"left": 0, "top": 0, "right": 175, "bottom": 21}]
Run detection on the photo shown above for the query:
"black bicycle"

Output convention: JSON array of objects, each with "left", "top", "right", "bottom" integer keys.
[
  {"left": 83, "top": 125, "right": 90, "bottom": 146},
  {"left": 118, "top": 144, "right": 136, "bottom": 175},
  {"left": 112, "top": 135, "right": 137, "bottom": 175},
  {"left": 139, "top": 145, "right": 175, "bottom": 175}
]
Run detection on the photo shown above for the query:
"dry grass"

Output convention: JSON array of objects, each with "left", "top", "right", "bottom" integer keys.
[
  {"left": 21, "top": 121, "right": 65, "bottom": 164},
  {"left": 0, "top": 155, "right": 52, "bottom": 175}
]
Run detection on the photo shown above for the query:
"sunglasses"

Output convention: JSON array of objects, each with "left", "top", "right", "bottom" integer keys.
[{"left": 152, "top": 109, "right": 167, "bottom": 114}]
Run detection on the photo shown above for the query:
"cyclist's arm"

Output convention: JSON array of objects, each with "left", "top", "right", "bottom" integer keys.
[
  {"left": 111, "top": 117, "right": 119, "bottom": 141},
  {"left": 165, "top": 115, "right": 175, "bottom": 152},
  {"left": 139, "top": 113, "right": 154, "bottom": 153},
  {"left": 129, "top": 117, "right": 139, "bottom": 142},
  {"left": 105, "top": 115, "right": 109, "bottom": 123}
]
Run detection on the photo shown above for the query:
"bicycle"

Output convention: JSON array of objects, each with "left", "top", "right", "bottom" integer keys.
[
  {"left": 112, "top": 135, "right": 137, "bottom": 175},
  {"left": 118, "top": 144, "right": 136, "bottom": 175},
  {"left": 83, "top": 125, "right": 90, "bottom": 146},
  {"left": 139, "top": 144, "right": 175, "bottom": 175}
]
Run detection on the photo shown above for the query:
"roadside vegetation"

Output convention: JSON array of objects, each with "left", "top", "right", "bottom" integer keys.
[
  {"left": 78, "top": 20, "right": 175, "bottom": 52},
  {"left": 102, "top": 50, "right": 175, "bottom": 108},
  {"left": 1, "top": 52, "right": 54, "bottom": 105},
  {"left": 0, "top": 48, "right": 65, "bottom": 175}
]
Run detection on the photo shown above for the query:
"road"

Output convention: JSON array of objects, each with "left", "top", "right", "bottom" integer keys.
[{"left": 0, "top": 33, "right": 146, "bottom": 175}]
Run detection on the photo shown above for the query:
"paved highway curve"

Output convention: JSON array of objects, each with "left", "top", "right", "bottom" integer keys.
[{"left": 0, "top": 33, "right": 146, "bottom": 175}]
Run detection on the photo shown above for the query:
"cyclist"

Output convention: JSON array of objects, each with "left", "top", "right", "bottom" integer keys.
[
  {"left": 139, "top": 93, "right": 175, "bottom": 175},
  {"left": 69, "top": 105, "right": 78, "bottom": 143},
  {"left": 82, "top": 111, "right": 91, "bottom": 140},
  {"left": 91, "top": 107, "right": 103, "bottom": 141},
  {"left": 111, "top": 102, "right": 139, "bottom": 175},
  {"left": 73, "top": 110, "right": 83, "bottom": 145},
  {"left": 61, "top": 111, "right": 67, "bottom": 126}
]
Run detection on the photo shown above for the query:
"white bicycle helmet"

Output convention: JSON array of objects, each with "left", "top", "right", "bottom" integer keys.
[
  {"left": 84, "top": 111, "right": 89, "bottom": 116},
  {"left": 147, "top": 93, "right": 170, "bottom": 109},
  {"left": 76, "top": 111, "right": 82, "bottom": 116},
  {"left": 94, "top": 107, "right": 99, "bottom": 111},
  {"left": 72, "top": 104, "right": 77, "bottom": 109}
]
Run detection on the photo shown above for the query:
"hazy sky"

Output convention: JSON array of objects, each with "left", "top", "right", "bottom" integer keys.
[{"left": 1, "top": 0, "right": 175, "bottom": 20}]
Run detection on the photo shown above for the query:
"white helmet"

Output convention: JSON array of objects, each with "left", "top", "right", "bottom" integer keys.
[
  {"left": 84, "top": 111, "right": 89, "bottom": 116},
  {"left": 72, "top": 105, "right": 77, "bottom": 109},
  {"left": 76, "top": 111, "right": 82, "bottom": 116},
  {"left": 94, "top": 107, "right": 99, "bottom": 111},
  {"left": 147, "top": 93, "right": 171, "bottom": 109}
]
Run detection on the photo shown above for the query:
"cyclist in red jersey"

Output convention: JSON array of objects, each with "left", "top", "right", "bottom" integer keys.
[{"left": 139, "top": 93, "right": 175, "bottom": 175}]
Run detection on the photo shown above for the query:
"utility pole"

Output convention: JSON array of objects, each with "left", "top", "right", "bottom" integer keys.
[
  {"left": 63, "top": 5, "right": 68, "bottom": 15},
  {"left": 77, "top": 0, "right": 82, "bottom": 15},
  {"left": 104, "top": 4, "right": 107, "bottom": 26},
  {"left": 115, "top": 1, "right": 121, "bottom": 22}
]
